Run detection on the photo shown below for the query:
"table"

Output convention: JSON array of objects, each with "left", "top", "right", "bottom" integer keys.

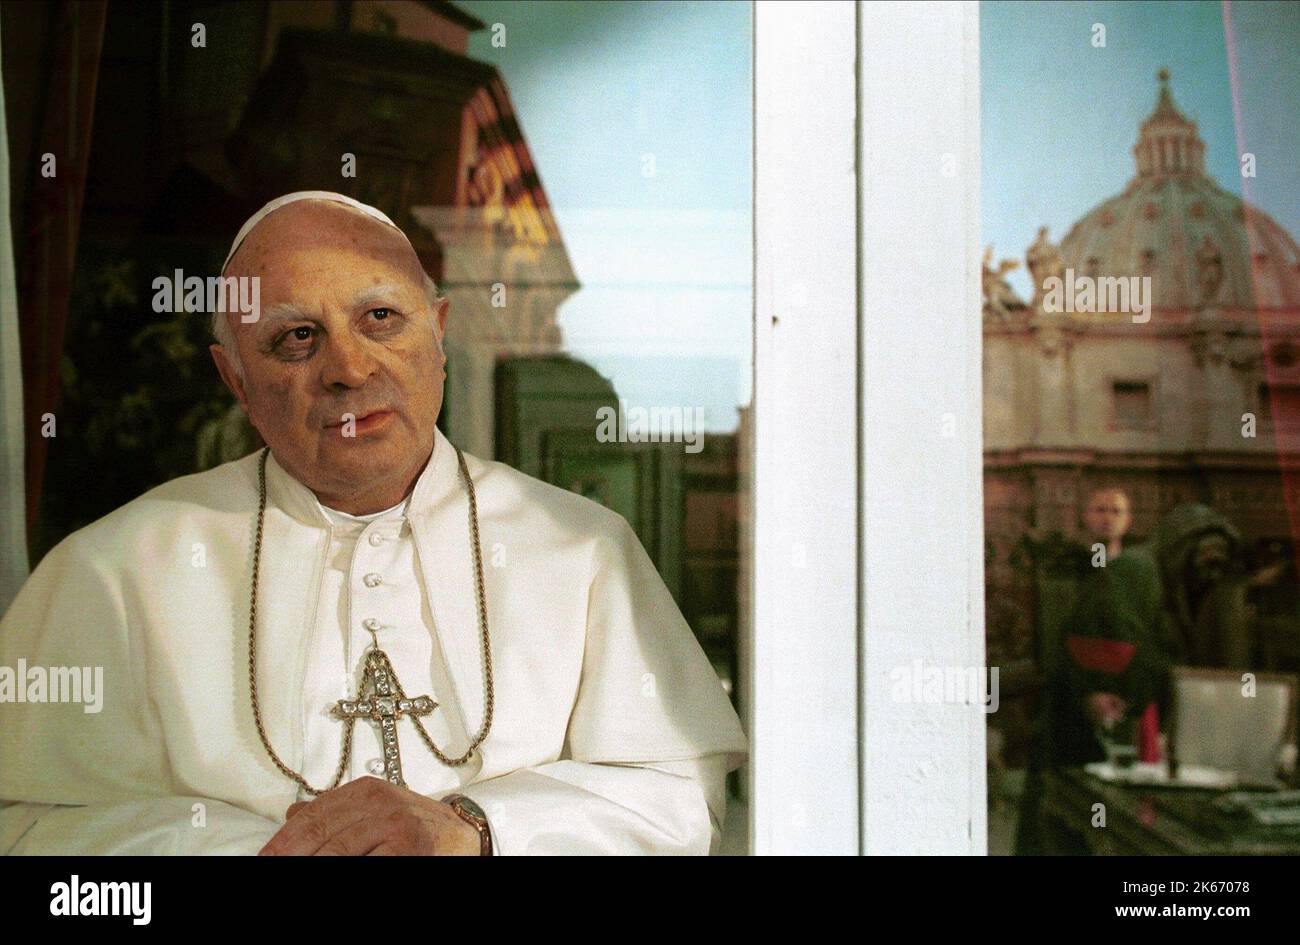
[{"left": 1041, "top": 767, "right": 1300, "bottom": 855}]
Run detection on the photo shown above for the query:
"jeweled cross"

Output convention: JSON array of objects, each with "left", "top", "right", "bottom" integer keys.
[{"left": 333, "top": 649, "right": 436, "bottom": 788}]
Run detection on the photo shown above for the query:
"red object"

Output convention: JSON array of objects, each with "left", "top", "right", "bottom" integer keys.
[
  {"left": 1065, "top": 636, "right": 1137, "bottom": 675},
  {"left": 1138, "top": 701, "right": 1161, "bottom": 762},
  {"left": 15, "top": 1, "right": 108, "bottom": 538}
]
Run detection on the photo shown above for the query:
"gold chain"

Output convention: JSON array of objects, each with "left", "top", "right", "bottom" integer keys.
[{"left": 247, "top": 445, "right": 495, "bottom": 796}]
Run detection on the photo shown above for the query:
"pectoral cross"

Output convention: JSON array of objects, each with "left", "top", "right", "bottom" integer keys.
[{"left": 334, "top": 649, "right": 436, "bottom": 788}]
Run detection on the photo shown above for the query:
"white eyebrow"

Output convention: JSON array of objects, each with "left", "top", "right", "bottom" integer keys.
[
  {"left": 352, "top": 283, "right": 410, "bottom": 307},
  {"left": 259, "top": 302, "right": 312, "bottom": 327},
  {"left": 256, "top": 283, "right": 416, "bottom": 330}
]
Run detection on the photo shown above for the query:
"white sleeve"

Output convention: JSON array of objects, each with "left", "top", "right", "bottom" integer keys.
[
  {"left": 1, "top": 533, "right": 277, "bottom": 855},
  {"left": 461, "top": 756, "right": 730, "bottom": 855},
  {"left": 460, "top": 516, "right": 745, "bottom": 855},
  {"left": 0, "top": 798, "right": 279, "bottom": 855}
]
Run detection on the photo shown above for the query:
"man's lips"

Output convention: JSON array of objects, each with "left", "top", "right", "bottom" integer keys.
[{"left": 325, "top": 409, "right": 396, "bottom": 431}]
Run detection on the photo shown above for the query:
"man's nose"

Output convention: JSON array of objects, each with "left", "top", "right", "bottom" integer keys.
[{"left": 319, "top": 330, "right": 377, "bottom": 389}]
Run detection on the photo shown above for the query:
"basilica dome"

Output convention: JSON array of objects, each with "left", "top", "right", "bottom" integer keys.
[{"left": 1059, "top": 70, "right": 1300, "bottom": 312}]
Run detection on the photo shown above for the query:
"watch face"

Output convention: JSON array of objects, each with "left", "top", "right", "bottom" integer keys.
[{"left": 457, "top": 797, "right": 487, "bottom": 821}]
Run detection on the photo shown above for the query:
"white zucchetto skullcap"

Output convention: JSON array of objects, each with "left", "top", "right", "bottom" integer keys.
[{"left": 221, "top": 190, "right": 413, "bottom": 274}]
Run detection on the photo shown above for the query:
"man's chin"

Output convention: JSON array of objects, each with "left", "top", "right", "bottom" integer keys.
[{"left": 313, "top": 427, "right": 397, "bottom": 465}]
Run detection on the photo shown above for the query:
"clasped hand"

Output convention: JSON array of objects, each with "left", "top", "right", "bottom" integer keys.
[{"left": 259, "top": 776, "right": 480, "bottom": 856}]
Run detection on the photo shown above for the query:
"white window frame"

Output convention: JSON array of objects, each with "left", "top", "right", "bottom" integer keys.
[{"left": 750, "top": 0, "right": 986, "bottom": 855}]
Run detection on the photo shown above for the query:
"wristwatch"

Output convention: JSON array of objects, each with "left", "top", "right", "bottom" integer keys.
[{"left": 443, "top": 793, "right": 493, "bottom": 856}]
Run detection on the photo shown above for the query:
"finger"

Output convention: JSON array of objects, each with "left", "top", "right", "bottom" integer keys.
[
  {"left": 314, "top": 814, "right": 401, "bottom": 856},
  {"left": 363, "top": 809, "right": 465, "bottom": 856},
  {"left": 261, "top": 777, "right": 399, "bottom": 855},
  {"left": 263, "top": 802, "right": 374, "bottom": 857}
]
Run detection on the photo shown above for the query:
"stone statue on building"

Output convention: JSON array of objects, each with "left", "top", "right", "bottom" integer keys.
[
  {"left": 982, "top": 245, "right": 1027, "bottom": 325},
  {"left": 1025, "top": 225, "right": 1063, "bottom": 311},
  {"left": 1195, "top": 233, "right": 1225, "bottom": 306}
]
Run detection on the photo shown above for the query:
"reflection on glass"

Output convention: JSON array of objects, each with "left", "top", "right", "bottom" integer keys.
[
  {"left": 11, "top": 0, "right": 752, "bottom": 854},
  {"left": 982, "top": 0, "right": 1300, "bottom": 855}
]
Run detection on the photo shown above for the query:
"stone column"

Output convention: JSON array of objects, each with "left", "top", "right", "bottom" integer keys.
[
  {"left": 1195, "top": 327, "right": 1239, "bottom": 451},
  {"left": 1034, "top": 322, "right": 1074, "bottom": 446}
]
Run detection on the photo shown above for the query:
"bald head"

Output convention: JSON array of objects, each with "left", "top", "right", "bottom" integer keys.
[{"left": 225, "top": 198, "right": 419, "bottom": 279}]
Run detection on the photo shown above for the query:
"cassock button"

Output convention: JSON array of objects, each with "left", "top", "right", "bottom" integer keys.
[
  {"left": 366, "top": 758, "right": 386, "bottom": 776},
  {"left": 363, "top": 573, "right": 383, "bottom": 588},
  {"left": 368, "top": 533, "right": 384, "bottom": 547}
]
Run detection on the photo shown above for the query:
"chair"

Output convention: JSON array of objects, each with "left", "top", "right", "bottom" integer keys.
[{"left": 1170, "top": 667, "right": 1298, "bottom": 786}]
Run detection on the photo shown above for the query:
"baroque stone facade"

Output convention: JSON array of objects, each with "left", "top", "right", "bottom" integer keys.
[{"left": 983, "top": 72, "right": 1300, "bottom": 729}]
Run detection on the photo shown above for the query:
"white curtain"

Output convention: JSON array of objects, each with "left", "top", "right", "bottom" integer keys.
[{"left": 0, "top": 14, "right": 30, "bottom": 614}]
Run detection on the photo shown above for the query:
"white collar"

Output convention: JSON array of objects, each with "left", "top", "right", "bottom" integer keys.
[
  {"left": 317, "top": 493, "right": 409, "bottom": 529},
  {"left": 264, "top": 426, "right": 461, "bottom": 530}
]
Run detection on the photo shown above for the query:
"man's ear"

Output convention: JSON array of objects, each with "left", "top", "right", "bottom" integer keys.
[
  {"left": 210, "top": 343, "right": 250, "bottom": 413},
  {"left": 433, "top": 296, "right": 450, "bottom": 339}
]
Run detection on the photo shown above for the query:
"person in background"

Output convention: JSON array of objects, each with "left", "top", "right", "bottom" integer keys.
[
  {"left": 1067, "top": 488, "right": 1167, "bottom": 737},
  {"left": 1016, "top": 487, "right": 1166, "bottom": 854},
  {"left": 1144, "top": 503, "right": 1261, "bottom": 669}
]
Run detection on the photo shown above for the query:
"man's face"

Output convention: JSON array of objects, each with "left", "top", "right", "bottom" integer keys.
[
  {"left": 1189, "top": 533, "right": 1231, "bottom": 588},
  {"left": 210, "top": 201, "right": 449, "bottom": 511},
  {"left": 1083, "top": 489, "right": 1131, "bottom": 543}
]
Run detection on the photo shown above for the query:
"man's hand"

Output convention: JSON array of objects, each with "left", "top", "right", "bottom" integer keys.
[
  {"left": 258, "top": 777, "right": 481, "bottom": 856},
  {"left": 1083, "top": 692, "right": 1127, "bottom": 729}
]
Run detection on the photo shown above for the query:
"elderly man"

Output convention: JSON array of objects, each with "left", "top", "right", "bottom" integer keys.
[{"left": 0, "top": 191, "right": 747, "bottom": 855}]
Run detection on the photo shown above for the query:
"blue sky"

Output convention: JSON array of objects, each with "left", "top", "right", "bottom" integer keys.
[
  {"left": 982, "top": 0, "right": 1300, "bottom": 299},
  {"left": 450, "top": 1, "right": 1297, "bottom": 425},
  {"left": 459, "top": 0, "right": 752, "bottom": 433}
]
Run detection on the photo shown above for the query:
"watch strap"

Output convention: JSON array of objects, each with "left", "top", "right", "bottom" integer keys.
[{"left": 443, "top": 793, "right": 493, "bottom": 856}]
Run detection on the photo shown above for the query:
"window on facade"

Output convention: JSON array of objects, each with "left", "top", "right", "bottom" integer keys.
[
  {"left": 1261, "top": 383, "right": 1300, "bottom": 434},
  {"left": 1112, "top": 380, "right": 1153, "bottom": 428}
]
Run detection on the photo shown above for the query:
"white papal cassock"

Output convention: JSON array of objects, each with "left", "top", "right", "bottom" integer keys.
[{"left": 0, "top": 428, "right": 747, "bottom": 854}]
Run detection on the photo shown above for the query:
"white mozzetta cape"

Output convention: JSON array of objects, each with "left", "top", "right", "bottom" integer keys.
[{"left": 0, "top": 428, "right": 747, "bottom": 854}]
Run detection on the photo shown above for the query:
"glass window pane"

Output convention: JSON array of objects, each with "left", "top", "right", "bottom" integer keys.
[{"left": 983, "top": 0, "right": 1300, "bottom": 855}]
